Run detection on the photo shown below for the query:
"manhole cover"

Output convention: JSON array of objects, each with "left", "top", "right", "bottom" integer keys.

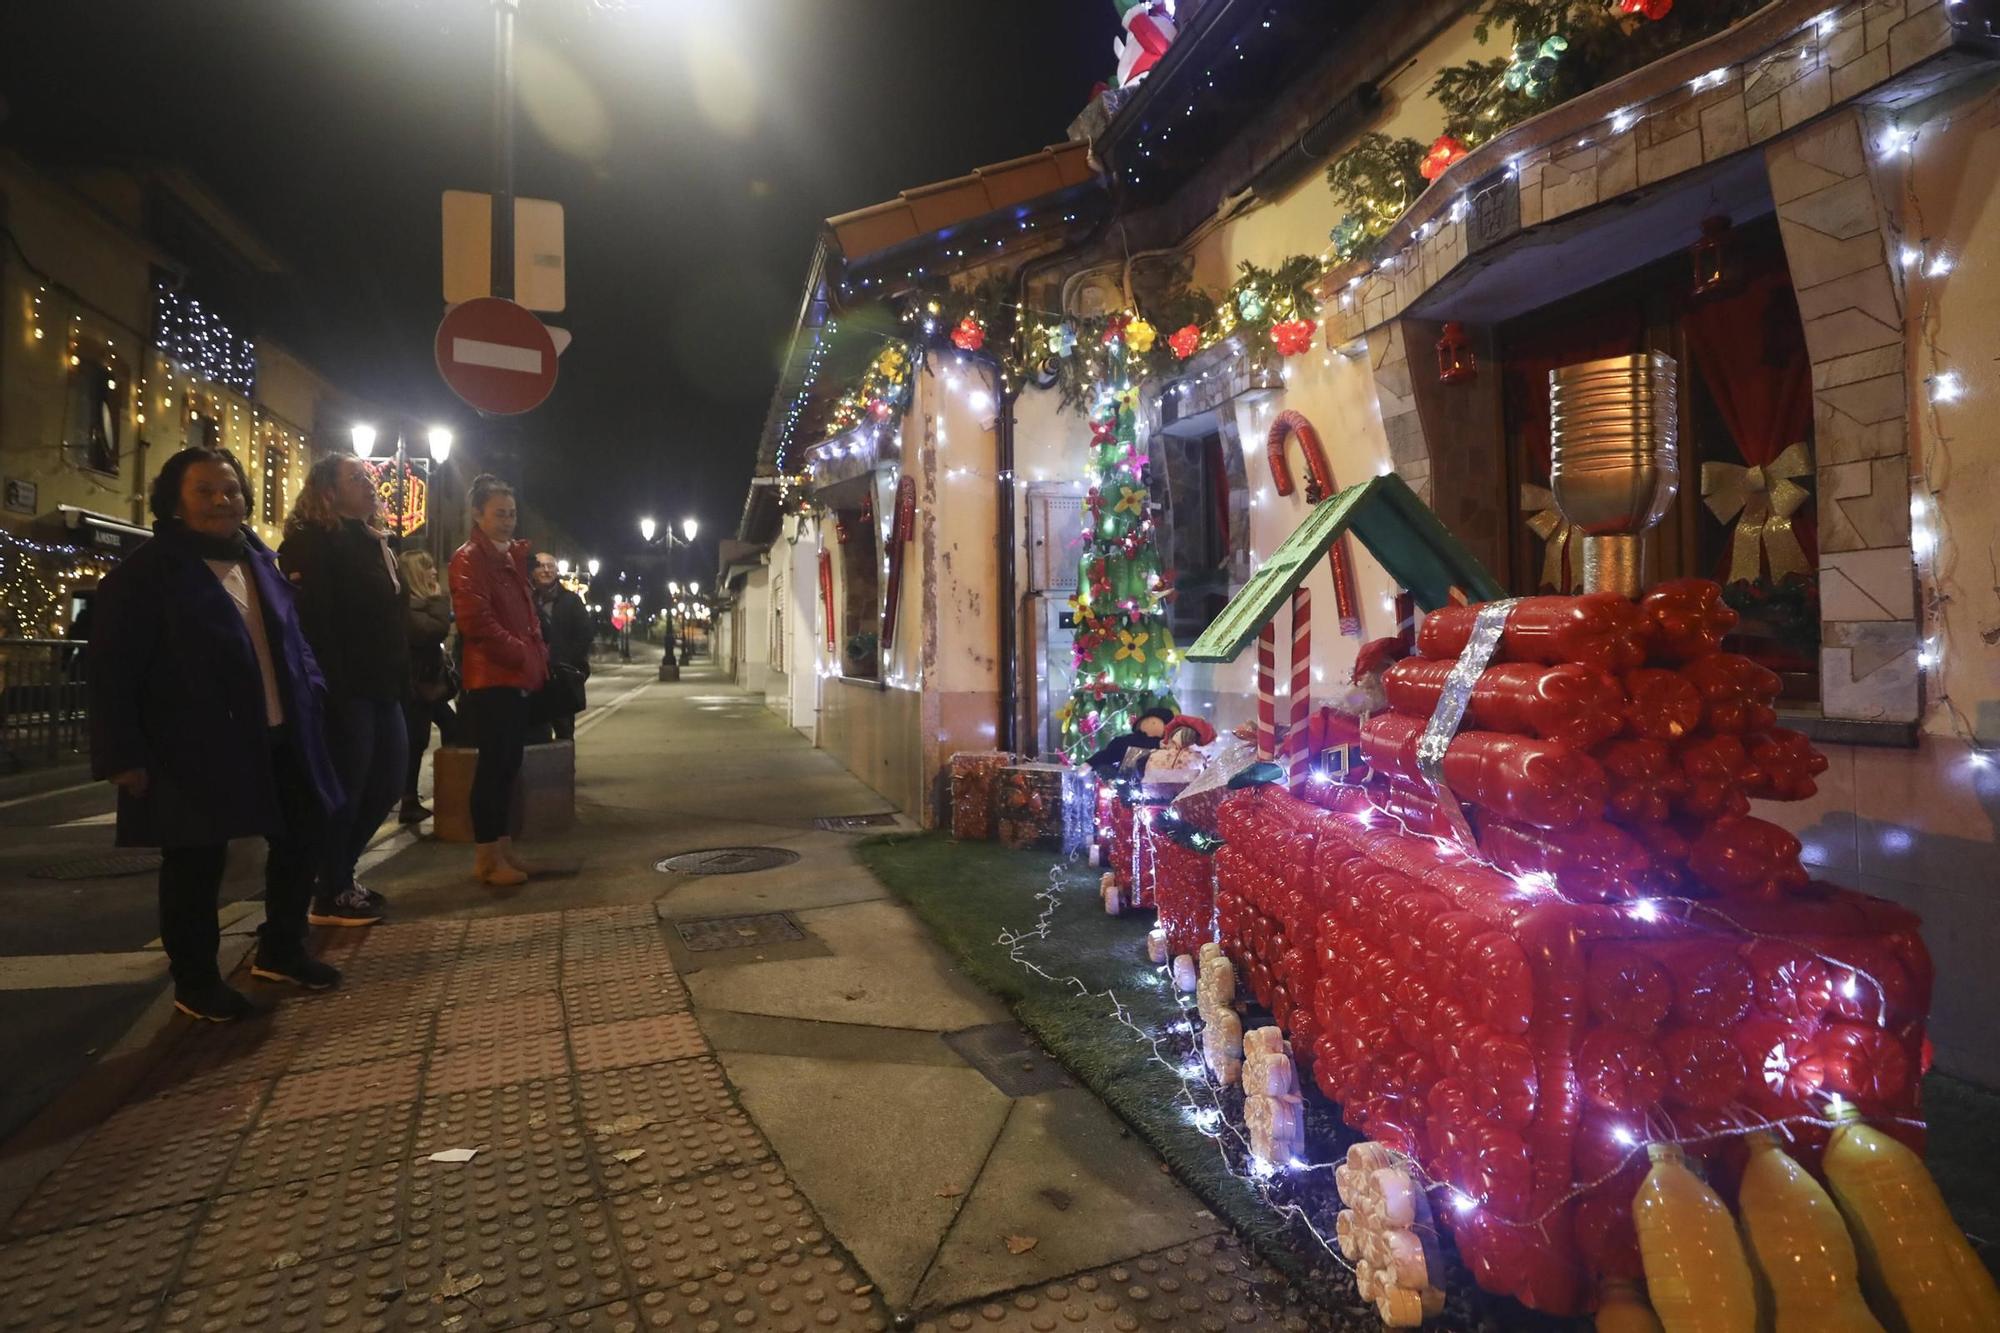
[
  {"left": 674, "top": 913, "right": 806, "bottom": 952},
  {"left": 27, "top": 853, "right": 162, "bottom": 881},
  {"left": 813, "top": 813, "right": 899, "bottom": 833},
  {"left": 654, "top": 847, "right": 800, "bottom": 876},
  {"left": 943, "top": 1023, "right": 1073, "bottom": 1097}
]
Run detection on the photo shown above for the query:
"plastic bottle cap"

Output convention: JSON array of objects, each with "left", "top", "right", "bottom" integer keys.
[{"left": 1645, "top": 1142, "right": 1683, "bottom": 1165}]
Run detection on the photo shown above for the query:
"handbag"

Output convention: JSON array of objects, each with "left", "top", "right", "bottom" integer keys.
[{"left": 551, "top": 661, "right": 587, "bottom": 713}]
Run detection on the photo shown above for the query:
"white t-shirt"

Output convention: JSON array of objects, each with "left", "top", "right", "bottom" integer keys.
[{"left": 206, "top": 559, "right": 286, "bottom": 726}]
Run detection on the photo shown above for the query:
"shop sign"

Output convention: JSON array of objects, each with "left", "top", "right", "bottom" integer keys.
[{"left": 4, "top": 478, "right": 37, "bottom": 515}]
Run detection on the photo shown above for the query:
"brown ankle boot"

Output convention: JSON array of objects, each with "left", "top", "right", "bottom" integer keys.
[
  {"left": 495, "top": 836, "right": 535, "bottom": 876},
  {"left": 475, "top": 843, "right": 527, "bottom": 887}
]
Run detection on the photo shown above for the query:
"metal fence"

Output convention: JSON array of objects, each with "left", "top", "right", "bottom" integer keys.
[{"left": 0, "top": 639, "right": 88, "bottom": 772}]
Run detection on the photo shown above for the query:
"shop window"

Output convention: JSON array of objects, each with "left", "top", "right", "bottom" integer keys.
[
  {"left": 1150, "top": 424, "right": 1240, "bottom": 640},
  {"left": 832, "top": 500, "right": 881, "bottom": 680},
  {"left": 64, "top": 351, "right": 120, "bottom": 474},
  {"left": 1498, "top": 217, "right": 1818, "bottom": 700}
]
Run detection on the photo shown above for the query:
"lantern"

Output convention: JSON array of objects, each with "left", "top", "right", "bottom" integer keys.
[
  {"left": 1690, "top": 215, "right": 1734, "bottom": 299},
  {"left": 1436, "top": 321, "right": 1477, "bottom": 385}
]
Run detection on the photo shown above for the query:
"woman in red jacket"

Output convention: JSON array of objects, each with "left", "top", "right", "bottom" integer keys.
[{"left": 448, "top": 474, "right": 549, "bottom": 886}]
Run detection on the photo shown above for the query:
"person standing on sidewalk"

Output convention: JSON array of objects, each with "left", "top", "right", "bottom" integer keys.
[
  {"left": 449, "top": 474, "right": 548, "bottom": 887},
  {"left": 89, "top": 446, "right": 345, "bottom": 1021},
  {"left": 528, "top": 551, "right": 590, "bottom": 743},
  {"left": 280, "top": 455, "right": 409, "bottom": 927},
  {"left": 398, "top": 549, "right": 459, "bottom": 823}
]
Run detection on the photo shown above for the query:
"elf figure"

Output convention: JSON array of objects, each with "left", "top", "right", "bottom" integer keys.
[{"left": 1114, "top": 0, "right": 1177, "bottom": 87}]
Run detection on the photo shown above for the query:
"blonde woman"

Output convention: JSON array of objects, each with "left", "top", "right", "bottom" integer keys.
[{"left": 399, "top": 550, "right": 459, "bottom": 823}]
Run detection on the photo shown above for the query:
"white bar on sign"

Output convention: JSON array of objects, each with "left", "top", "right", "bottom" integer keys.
[{"left": 453, "top": 337, "right": 543, "bottom": 374}]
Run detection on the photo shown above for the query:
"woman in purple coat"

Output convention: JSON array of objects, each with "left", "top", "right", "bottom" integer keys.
[{"left": 89, "top": 447, "right": 347, "bottom": 1021}]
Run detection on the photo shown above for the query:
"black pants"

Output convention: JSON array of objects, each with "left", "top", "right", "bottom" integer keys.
[
  {"left": 403, "top": 695, "right": 459, "bottom": 799},
  {"left": 527, "top": 685, "right": 576, "bottom": 744},
  {"left": 157, "top": 728, "right": 320, "bottom": 991},
  {"left": 462, "top": 687, "right": 529, "bottom": 844}
]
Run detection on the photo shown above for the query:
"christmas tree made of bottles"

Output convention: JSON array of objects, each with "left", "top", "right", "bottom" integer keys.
[{"left": 1059, "top": 381, "right": 1179, "bottom": 764}]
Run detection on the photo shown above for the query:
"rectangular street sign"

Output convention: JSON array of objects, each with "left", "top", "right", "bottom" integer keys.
[{"left": 442, "top": 191, "right": 566, "bottom": 313}]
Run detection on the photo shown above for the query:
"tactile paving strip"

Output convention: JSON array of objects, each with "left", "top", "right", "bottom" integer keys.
[
  {"left": 85, "top": 1081, "right": 266, "bottom": 1157},
  {"left": 357, "top": 919, "right": 468, "bottom": 956},
  {"left": 290, "top": 1010, "right": 437, "bottom": 1073},
  {"left": 314, "top": 973, "right": 453, "bottom": 1023},
  {"left": 450, "top": 959, "right": 563, "bottom": 1008},
  {"left": 0, "top": 1201, "right": 197, "bottom": 1331},
  {"left": 575, "top": 950, "right": 693, "bottom": 990},
  {"left": 224, "top": 1098, "right": 418, "bottom": 1193},
  {"left": 575, "top": 1060, "right": 768, "bottom": 1193},
  {"left": 401, "top": 1199, "right": 629, "bottom": 1331},
  {"left": 607, "top": 1162, "right": 824, "bottom": 1292},
  {"left": 7, "top": 1128, "right": 245, "bottom": 1236},
  {"left": 569, "top": 1014, "right": 708, "bottom": 1074},
  {"left": 912, "top": 1236, "right": 1316, "bottom": 1333},
  {"left": 180, "top": 1161, "right": 403, "bottom": 1288},
  {"left": 426, "top": 1029, "right": 572, "bottom": 1096},
  {"left": 465, "top": 913, "right": 566, "bottom": 946},
  {"left": 560, "top": 927, "right": 674, "bottom": 961},
  {"left": 157, "top": 1245, "right": 415, "bottom": 1331},
  {"left": 264, "top": 1053, "right": 424, "bottom": 1123},
  {"left": 142, "top": 1017, "right": 305, "bottom": 1098},
  {"left": 338, "top": 946, "right": 459, "bottom": 987},
  {"left": 411, "top": 1079, "right": 600, "bottom": 1214},
  {"left": 628, "top": 1247, "right": 888, "bottom": 1332},
  {"left": 559, "top": 974, "right": 689, "bottom": 1028},
  {"left": 436, "top": 995, "right": 567, "bottom": 1047},
  {"left": 459, "top": 936, "right": 564, "bottom": 970}
]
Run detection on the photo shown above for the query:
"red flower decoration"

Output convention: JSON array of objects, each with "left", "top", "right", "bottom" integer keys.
[
  {"left": 1168, "top": 324, "right": 1202, "bottom": 359},
  {"left": 1270, "top": 318, "right": 1318, "bottom": 357},
  {"left": 1420, "top": 133, "right": 1469, "bottom": 182},
  {"left": 950, "top": 316, "right": 986, "bottom": 351},
  {"left": 1619, "top": 0, "right": 1672, "bottom": 18},
  {"left": 1101, "top": 314, "right": 1131, "bottom": 347}
]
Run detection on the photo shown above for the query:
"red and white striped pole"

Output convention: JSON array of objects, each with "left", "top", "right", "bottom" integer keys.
[
  {"left": 1288, "top": 586, "right": 1312, "bottom": 786},
  {"left": 1255, "top": 621, "right": 1276, "bottom": 759}
]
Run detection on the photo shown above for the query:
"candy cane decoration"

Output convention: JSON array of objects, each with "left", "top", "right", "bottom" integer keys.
[
  {"left": 1256, "top": 621, "right": 1276, "bottom": 759},
  {"left": 817, "top": 547, "right": 837, "bottom": 654},
  {"left": 1267, "top": 410, "right": 1363, "bottom": 638},
  {"left": 1288, "top": 587, "right": 1312, "bottom": 787}
]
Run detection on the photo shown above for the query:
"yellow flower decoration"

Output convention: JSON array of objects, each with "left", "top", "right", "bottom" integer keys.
[
  {"left": 1112, "top": 485, "right": 1147, "bottom": 516},
  {"left": 1125, "top": 317, "right": 1158, "bottom": 355},
  {"left": 1115, "top": 629, "right": 1150, "bottom": 663}
]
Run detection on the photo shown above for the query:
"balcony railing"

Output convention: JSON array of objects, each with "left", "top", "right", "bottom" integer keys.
[{"left": 0, "top": 639, "right": 89, "bottom": 772}]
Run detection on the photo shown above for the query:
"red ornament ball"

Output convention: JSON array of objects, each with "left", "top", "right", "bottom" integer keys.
[
  {"left": 1168, "top": 324, "right": 1202, "bottom": 359},
  {"left": 1420, "top": 134, "right": 1470, "bottom": 182},
  {"left": 1270, "top": 318, "right": 1318, "bottom": 357}
]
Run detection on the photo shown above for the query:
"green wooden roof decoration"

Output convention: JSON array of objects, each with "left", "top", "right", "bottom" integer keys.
[{"left": 1185, "top": 473, "right": 1505, "bottom": 664}]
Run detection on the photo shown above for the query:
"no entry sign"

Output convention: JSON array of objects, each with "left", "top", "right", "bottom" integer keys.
[{"left": 435, "top": 297, "right": 558, "bottom": 415}]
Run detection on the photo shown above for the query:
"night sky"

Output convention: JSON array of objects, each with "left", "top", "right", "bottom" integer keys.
[{"left": 0, "top": 0, "right": 1121, "bottom": 559}]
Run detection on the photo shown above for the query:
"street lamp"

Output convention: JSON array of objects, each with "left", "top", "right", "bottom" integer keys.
[
  {"left": 639, "top": 517, "right": 656, "bottom": 543},
  {"left": 427, "top": 426, "right": 454, "bottom": 464},
  {"left": 351, "top": 423, "right": 377, "bottom": 458},
  {"left": 669, "top": 581, "right": 681, "bottom": 595},
  {"left": 682, "top": 517, "right": 699, "bottom": 543},
  {"left": 557, "top": 558, "right": 570, "bottom": 576},
  {"left": 586, "top": 558, "right": 600, "bottom": 576}
]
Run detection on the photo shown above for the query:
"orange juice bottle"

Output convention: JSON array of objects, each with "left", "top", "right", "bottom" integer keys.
[
  {"left": 1595, "top": 1278, "right": 1666, "bottom": 1333},
  {"left": 1737, "top": 1132, "right": 1883, "bottom": 1332},
  {"left": 1632, "top": 1143, "right": 1758, "bottom": 1333}
]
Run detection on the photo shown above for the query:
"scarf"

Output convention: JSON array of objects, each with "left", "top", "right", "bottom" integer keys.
[{"left": 156, "top": 518, "right": 248, "bottom": 562}]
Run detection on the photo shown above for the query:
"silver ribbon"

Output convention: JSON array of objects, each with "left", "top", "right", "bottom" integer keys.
[{"left": 1416, "top": 598, "right": 1520, "bottom": 850}]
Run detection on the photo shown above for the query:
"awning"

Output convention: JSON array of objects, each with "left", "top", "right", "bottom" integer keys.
[{"left": 56, "top": 506, "right": 152, "bottom": 559}]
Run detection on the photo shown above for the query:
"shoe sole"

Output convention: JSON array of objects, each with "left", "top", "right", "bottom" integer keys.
[
  {"left": 307, "top": 912, "right": 384, "bottom": 927},
  {"left": 173, "top": 999, "right": 244, "bottom": 1022},
  {"left": 248, "top": 964, "right": 340, "bottom": 991}
]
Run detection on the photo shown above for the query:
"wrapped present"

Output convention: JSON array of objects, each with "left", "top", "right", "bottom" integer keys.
[
  {"left": 949, "top": 750, "right": 1013, "bottom": 841},
  {"left": 998, "top": 762, "right": 1068, "bottom": 850}
]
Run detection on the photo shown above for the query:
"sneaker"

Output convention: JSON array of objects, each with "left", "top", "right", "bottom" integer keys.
[
  {"left": 356, "top": 884, "right": 388, "bottom": 912},
  {"left": 174, "top": 980, "right": 259, "bottom": 1023},
  {"left": 308, "top": 886, "right": 385, "bottom": 928},
  {"left": 249, "top": 948, "right": 343, "bottom": 990},
  {"left": 399, "top": 800, "right": 431, "bottom": 824}
]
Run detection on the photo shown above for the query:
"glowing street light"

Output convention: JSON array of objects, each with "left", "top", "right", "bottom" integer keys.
[
  {"left": 639, "top": 517, "right": 657, "bottom": 543},
  {"left": 682, "top": 517, "right": 699, "bottom": 542},
  {"left": 586, "top": 558, "right": 601, "bottom": 577},
  {"left": 427, "top": 426, "right": 454, "bottom": 463},
  {"left": 351, "top": 423, "right": 378, "bottom": 458},
  {"left": 557, "top": 558, "right": 570, "bottom": 575}
]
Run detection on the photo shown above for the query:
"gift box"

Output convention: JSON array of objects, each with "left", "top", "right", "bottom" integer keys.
[
  {"left": 998, "top": 762, "right": 1069, "bottom": 850},
  {"left": 1148, "top": 823, "right": 1218, "bottom": 958},
  {"left": 949, "top": 750, "right": 1013, "bottom": 841}
]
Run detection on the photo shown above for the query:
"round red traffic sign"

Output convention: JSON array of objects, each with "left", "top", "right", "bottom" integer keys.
[{"left": 434, "top": 297, "right": 558, "bottom": 415}]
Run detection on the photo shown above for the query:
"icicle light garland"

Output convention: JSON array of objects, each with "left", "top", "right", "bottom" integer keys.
[{"left": 151, "top": 284, "right": 255, "bottom": 396}]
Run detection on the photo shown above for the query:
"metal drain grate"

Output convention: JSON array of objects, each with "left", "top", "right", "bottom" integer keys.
[
  {"left": 943, "top": 1022, "right": 1073, "bottom": 1097},
  {"left": 674, "top": 912, "right": 806, "bottom": 952},
  {"left": 27, "top": 853, "right": 162, "bottom": 881},
  {"left": 813, "top": 813, "right": 899, "bottom": 833},
  {"left": 653, "top": 847, "right": 800, "bottom": 876}
]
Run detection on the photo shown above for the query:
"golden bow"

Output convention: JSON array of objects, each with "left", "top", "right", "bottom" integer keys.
[
  {"left": 1115, "top": 628, "right": 1149, "bottom": 663},
  {"left": 1520, "top": 483, "right": 1578, "bottom": 592},
  {"left": 1701, "top": 443, "right": 1813, "bottom": 584}
]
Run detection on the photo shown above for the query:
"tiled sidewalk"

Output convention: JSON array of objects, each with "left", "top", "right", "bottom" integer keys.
[{"left": 0, "top": 906, "right": 888, "bottom": 1332}]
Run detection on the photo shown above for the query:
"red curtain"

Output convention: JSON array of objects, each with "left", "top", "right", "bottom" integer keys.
[{"left": 1679, "top": 267, "right": 1818, "bottom": 572}]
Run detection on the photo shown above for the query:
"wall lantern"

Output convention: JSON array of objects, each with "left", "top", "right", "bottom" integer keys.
[
  {"left": 1690, "top": 214, "right": 1735, "bottom": 300},
  {"left": 1436, "top": 321, "right": 1477, "bottom": 384}
]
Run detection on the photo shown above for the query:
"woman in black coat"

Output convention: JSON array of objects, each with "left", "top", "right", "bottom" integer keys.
[
  {"left": 279, "top": 455, "right": 411, "bottom": 927},
  {"left": 89, "top": 446, "right": 346, "bottom": 1021}
]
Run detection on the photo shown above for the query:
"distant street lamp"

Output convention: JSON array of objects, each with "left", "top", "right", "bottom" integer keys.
[
  {"left": 682, "top": 517, "right": 699, "bottom": 543},
  {"left": 351, "top": 423, "right": 378, "bottom": 458},
  {"left": 639, "top": 517, "right": 656, "bottom": 543},
  {"left": 427, "top": 426, "right": 454, "bottom": 464},
  {"left": 587, "top": 558, "right": 600, "bottom": 576}
]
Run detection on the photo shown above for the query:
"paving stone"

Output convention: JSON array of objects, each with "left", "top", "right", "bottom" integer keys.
[
  {"left": 564, "top": 950, "right": 683, "bottom": 990},
  {"left": 315, "top": 973, "right": 453, "bottom": 1022},
  {"left": 576, "top": 1060, "right": 767, "bottom": 1193},
  {"left": 460, "top": 936, "right": 564, "bottom": 970},
  {"left": 465, "top": 913, "right": 566, "bottom": 946},
  {"left": 607, "top": 1162, "right": 826, "bottom": 1291},
  {"left": 411, "top": 1079, "right": 600, "bottom": 1213},
  {"left": 451, "top": 959, "right": 563, "bottom": 1007},
  {"left": 291, "top": 1010, "right": 438, "bottom": 1073},
  {"left": 403, "top": 1199, "right": 629, "bottom": 1331},
  {"left": 436, "top": 995, "right": 567, "bottom": 1048},
  {"left": 181, "top": 1161, "right": 403, "bottom": 1287},
  {"left": 157, "top": 1245, "right": 415, "bottom": 1331},
  {"left": 564, "top": 905, "right": 657, "bottom": 931},
  {"left": 86, "top": 1081, "right": 266, "bottom": 1157},
  {"left": 360, "top": 920, "right": 469, "bottom": 957},
  {"left": 426, "top": 1030, "right": 572, "bottom": 1096},
  {"left": 224, "top": 1098, "right": 419, "bottom": 1192},
  {"left": 265, "top": 1053, "right": 425, "bottom": 1123},
  {"left": 912, "top": 1236, "right": 1316, "bottom": 1333},
  {"left": 559, "top": 974, "right": 690, "bottom": 1028},
  {"left": 628, "top": 1248, "right": 889, "bottom": 1332},
  {"left": 570, "top": 1015, "right": 708, "bottom": 1073},
  {"left": 340, "top": 947, "right": 458, "bottom": 986},
  {"left": 0, "top": 1202, "right": 196, "bottom": 1331},
  {"left": 500, "top": 1301, "right": 646, "bottom": 1333},
  {"left": 7, "top": 1129, "right": 243, "bottom": 1236},
  {"left": 141, "top": 1017, "right": 305, "bottom": 1098}
]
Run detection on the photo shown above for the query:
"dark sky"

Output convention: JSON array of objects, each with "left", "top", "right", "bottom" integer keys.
[{"left": 0, "top": 0, "right": 1120, "bottom": 558}]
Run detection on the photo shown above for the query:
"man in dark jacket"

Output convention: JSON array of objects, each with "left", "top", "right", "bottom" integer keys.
[
  {"left": 91, "top": 446, "right": 346, "bottom": 1020},
  {"left": 529, "top": 551, "right": 591, "bottom": 742}
]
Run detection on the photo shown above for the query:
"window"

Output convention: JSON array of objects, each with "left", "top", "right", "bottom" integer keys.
[
  {"left": 64, "top": 351, "right": 120, "bottom": 474},
  {"left": 831, "top": 495, "right": 881, "bottom": 681},
  {"left": 1149, "top": 420, "right": 1245, "bottom": 640},
  {"left": 1497, "top": 217, "right": 1817, "bottom": 698}
]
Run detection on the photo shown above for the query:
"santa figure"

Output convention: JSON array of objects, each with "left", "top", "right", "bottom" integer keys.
[{"left": 1114, "top": 0, "right": 1177, "bottom": 88}]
